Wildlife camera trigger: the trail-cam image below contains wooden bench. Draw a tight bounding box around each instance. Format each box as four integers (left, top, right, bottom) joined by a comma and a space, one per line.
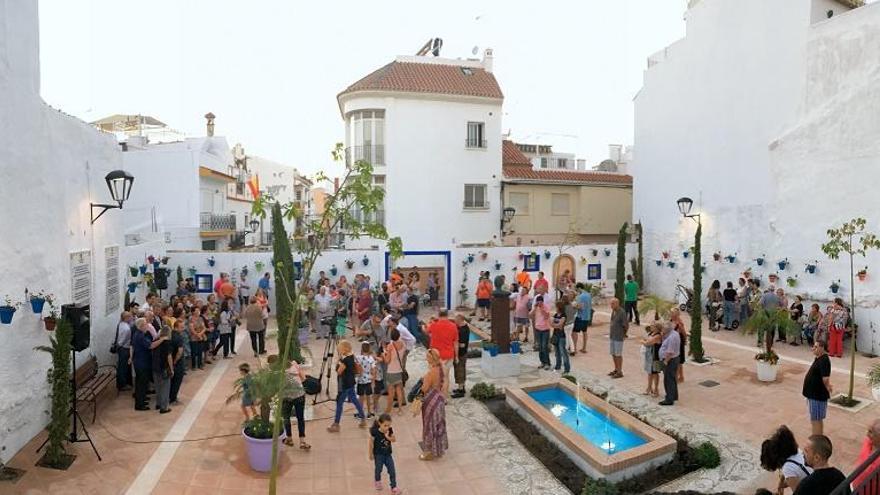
74, 356, 116, 424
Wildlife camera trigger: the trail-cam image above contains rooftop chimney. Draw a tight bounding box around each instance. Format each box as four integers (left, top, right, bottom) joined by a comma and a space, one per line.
482, 48, 494, 73
205, 112, 216, 137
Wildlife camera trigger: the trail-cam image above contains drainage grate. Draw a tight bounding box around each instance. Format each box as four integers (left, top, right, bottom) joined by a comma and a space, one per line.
699, 380, 720, 388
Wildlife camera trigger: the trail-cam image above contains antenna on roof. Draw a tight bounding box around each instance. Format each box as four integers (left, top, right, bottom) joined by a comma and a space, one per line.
416, 38, 443, 57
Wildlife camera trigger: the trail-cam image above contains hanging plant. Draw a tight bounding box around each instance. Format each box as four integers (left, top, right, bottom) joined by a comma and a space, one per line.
480, 252, 489, 261
701, 265, 707, 274
655, 260, 663, 266
579, 256, 588, 266
604, 248, 612, 257
127, 282, 138, 294
329, 264, 338, 276
28, 290, 51, 314
43, 298, 58, 331
713, 252, 722, 262
139, 264, 148, 275
786, 276, 798, 288
667, 261, 676, 268
543, 250, 551, 260
494, 261, 502, 271
152, 260, 161, 270
682, 251, 690, 258
661, 251, 670, 259
241, 265, 249, 277
777, 258, 788, 271
254, 260, 265, 272
345, 258, 355, 269
768, 273, 779, 284
207, 256, 216, 267
161, 256, 170, 265
0, 295, 21, 325
590, 248, 599, 257
187, 266, 198, 277
805, 262, 818, 274
128, 265, 139, 278
858, 267, 868, 281
467, 253, 475, 263
830, 280, 841, 293
725, 253, 737, 263
756, 255, 766, 266
362, 255, 370, 266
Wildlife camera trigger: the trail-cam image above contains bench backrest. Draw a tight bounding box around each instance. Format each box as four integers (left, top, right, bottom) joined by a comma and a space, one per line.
74, 356, 98, 385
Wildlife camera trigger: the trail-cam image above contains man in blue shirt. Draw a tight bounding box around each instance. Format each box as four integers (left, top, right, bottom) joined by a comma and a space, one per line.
131, 318, 154, 411
571, 283, 593, 354
658, 325, 681, 406
258, 272, 271, 296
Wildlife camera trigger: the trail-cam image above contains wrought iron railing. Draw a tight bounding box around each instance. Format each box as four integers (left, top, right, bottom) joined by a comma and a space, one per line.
465, 138, 487, 149
833, 447, 880, 494
200, 212, 236, 231
345, 145, 385, 166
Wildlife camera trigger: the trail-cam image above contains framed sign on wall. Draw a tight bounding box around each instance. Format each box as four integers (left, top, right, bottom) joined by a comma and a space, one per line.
587, 263, 602, 280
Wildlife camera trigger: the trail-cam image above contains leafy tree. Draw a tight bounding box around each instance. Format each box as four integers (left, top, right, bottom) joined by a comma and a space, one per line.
615, 222, 627, 302
690, 223, 704, 362
35, 318, 72, 467
821, 218, 880, 403
251, 143, 402, 494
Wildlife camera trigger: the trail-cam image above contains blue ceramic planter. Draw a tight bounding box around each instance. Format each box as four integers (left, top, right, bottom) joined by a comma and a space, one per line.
667, 261, 676, 268
487, 346, 499, 357
777, 261, 787, 270
510, 341, 521, 354
0, 306, 15, 325
362, 256, 369, 266
30, 298, 45, 314
756, 258, 765, 266
805, 265, 817, 274
128, 283, 138, 293
655, 260, 662, 266
139, 265, 147, 274
830, 285, 840, 294
153, 261, 161, 270
682, 252, 690, 258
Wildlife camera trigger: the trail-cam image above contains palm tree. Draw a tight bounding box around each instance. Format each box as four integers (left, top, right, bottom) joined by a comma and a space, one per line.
640, 295, 675, 322
742, 308, 798, 365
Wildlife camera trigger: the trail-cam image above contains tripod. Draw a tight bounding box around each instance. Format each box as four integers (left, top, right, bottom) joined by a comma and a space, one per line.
37, 349, 102, 461
311, 313, 341, 405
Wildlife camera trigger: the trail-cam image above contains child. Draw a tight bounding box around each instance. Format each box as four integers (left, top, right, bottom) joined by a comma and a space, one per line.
238, 363, 257, 419
328, 340, 367, 432
356, 341, 378, 419
641, 324, 662, 397
369, 413, 401, 494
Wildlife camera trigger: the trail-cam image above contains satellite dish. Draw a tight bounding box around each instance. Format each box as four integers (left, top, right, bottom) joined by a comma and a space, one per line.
472, 46, 479, 56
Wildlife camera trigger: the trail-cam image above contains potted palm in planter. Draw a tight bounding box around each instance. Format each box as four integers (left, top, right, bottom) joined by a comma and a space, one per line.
227, 362, 293, 472
0, 296, 20, 325
742, 308, 797, 382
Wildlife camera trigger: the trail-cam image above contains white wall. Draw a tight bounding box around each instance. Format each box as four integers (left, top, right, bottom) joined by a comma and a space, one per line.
342, 94, 503, 250
0, 0, 125, 460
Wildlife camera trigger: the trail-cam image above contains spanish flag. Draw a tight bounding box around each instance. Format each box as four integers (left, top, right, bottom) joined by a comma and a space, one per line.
247, 174, 260, 199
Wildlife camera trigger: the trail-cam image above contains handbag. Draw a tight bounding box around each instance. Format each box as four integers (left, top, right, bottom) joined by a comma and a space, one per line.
392, 343, 409, 385
652, 360, 664, 373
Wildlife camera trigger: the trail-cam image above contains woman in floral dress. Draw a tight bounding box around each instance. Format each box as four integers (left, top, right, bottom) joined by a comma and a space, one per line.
419, 349, 448, 460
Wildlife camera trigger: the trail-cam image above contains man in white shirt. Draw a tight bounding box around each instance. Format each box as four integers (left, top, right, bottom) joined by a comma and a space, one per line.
314, 286, 333, 339
391, 315, 416, 369
115, 311, 134, 391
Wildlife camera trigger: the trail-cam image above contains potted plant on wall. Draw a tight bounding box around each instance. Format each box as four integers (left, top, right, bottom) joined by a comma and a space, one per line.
329, 264, 338, 276
467, 253, 475, 263
28, 290, 48, 314
161, 256, 170, 265
362, 255, 370, 266
742, 308, 797, 382
777, 258, 788, 271
603, 248, 611, 257
756, 255, 766, 266
139, 263, 148, 275
830, 280, 841, 294
805, 261, 818, 274
725, 253, 737, 263
543, 250, 551, 260
713, 251, 722, 262
207, 256, 216, 267
44, 298, 58, 331
590, 248, 598, 257
786, 276, 798, 288
345, 258, 355, 269
0, 296, 20, 325
129, 265, 139, 278
494, 260, 502, 271
254, 261, 265, 273
35, 318, 74, 469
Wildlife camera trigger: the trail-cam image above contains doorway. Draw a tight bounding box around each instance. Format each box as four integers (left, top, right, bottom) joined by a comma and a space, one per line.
384, 251, 451, 310
553, 254, 576, 288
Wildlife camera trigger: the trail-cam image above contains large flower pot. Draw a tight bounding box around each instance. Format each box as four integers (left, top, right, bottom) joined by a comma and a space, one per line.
0, 306, 16, 325
873, 386, 880, 402
243, 430, 283, 472
30, 298, 46, 314
756, 361, 778, 382
510, 341, 521, 354
153, 261, 161, 270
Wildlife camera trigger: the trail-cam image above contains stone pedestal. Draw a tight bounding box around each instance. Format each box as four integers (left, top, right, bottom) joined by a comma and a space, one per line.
490, 293, 511, 353
480, 351, 520, 378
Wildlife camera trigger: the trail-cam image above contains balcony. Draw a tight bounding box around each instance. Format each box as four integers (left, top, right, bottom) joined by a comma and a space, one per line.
465, 138, 487, 149
200, 212, 236, 236
345, 145, 385, 166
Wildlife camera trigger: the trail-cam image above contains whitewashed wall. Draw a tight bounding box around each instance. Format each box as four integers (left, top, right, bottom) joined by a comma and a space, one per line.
0, 0, 125, 461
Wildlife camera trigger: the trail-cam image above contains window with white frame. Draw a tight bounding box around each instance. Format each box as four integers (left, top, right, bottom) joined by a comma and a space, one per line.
508, 192, 530, 215
540, 157, 548, 169
551, 193, 570, 216
464, 184, 488, 209
347, 110, 385, 165
466, 122, 486, 148
557, 158, 568, 169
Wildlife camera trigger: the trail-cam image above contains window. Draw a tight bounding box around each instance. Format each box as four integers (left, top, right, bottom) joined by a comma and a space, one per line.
347, 110, 385, 165
508, 192, 530, 215
557, 158, 568, 169
464, 184, 488, 209
540, 157, 548, 169
551, 193, 570, 216
466, 122, 486, 148
201, 240, 217, 251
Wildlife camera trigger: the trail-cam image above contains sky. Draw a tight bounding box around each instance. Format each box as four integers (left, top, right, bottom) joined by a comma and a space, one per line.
38, 0, 686, 179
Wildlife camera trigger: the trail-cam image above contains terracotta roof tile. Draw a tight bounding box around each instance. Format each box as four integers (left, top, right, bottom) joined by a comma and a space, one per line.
339, 61, 504, 100
502, 140, 532, 166
502, 164, 633, 186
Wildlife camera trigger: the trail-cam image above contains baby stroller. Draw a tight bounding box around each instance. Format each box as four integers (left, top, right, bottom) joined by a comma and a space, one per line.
676, 284, 694, 313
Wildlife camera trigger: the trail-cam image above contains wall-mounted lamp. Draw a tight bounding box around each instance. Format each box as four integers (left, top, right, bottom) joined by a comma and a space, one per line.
245, 218, 261, 234
91, 170, 134, 224
501, 206, 516, 232
676, 196, 700, 224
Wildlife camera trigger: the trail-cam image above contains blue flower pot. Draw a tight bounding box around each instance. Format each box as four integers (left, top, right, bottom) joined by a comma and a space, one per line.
0, 306, 15, 325
128, 283, 138, 293
778, 261, 787, 270
667, 262, 676, 268
544, 251, 551, 260
756, 258, 765, 266
655, 260, 662, 266
604, 249, 612, 256
362, 257, 369, 266
510, 341, 521, 354
806, 265, 816, 274
208, 258, 216, 267
488, 346, 499, 357
726, 256, 736, 263
153, 261, 161, 270
467, 255, 474, 263
139, 265, 147, 274
683, 252, 690, 258
830, 285, 840, 294
30, 298, 45, 314
330, 268, 338, 276
494, 263, 502, 271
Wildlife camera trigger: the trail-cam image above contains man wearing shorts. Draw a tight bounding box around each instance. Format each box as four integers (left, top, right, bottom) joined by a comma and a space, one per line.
426, 310, 458, 398
512, 286, 532, 343
802, 340, 832, 435
608, 298, 628, 378
572, 283, 592, 354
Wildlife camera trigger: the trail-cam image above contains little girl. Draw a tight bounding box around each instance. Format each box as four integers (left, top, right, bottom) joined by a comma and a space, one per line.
238, 363, 257, 419
356, 341, 378, 419
641, 324, 662, 397
369, 413, 401, 494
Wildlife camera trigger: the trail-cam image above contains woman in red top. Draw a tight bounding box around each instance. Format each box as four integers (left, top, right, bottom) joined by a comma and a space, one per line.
475, 273, 493, 321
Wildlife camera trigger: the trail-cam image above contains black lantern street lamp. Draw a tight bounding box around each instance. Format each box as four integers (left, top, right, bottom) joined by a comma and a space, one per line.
501, 206, 516, 230
676, 197, 694, 219
91, 170, 134, 224
246, 218, 261, 234
676, 195, 704, 362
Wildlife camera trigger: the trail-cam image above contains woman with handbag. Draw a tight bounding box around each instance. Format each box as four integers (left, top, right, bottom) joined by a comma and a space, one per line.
383, 329, 407, 416
641, 324, 662, 396
418, 349, 448, 461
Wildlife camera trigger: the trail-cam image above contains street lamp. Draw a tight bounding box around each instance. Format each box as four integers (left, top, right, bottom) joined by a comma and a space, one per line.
91, 170, 134, 224
246, 218, 260, 234
501, 206, 516, 231
676, 195, 704, 362
676, 197, 699, 222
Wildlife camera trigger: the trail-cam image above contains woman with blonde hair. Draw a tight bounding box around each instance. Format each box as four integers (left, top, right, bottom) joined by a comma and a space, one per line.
418, 348, 448, 460
327, 340, 367, 432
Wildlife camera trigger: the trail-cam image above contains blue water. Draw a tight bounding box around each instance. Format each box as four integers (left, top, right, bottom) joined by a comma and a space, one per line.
469, 331, 482, 342
527, 387, 647, 454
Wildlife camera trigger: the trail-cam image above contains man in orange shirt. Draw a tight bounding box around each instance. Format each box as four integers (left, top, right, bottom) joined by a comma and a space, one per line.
425, 310, 458, 398
516, 269, 532, 292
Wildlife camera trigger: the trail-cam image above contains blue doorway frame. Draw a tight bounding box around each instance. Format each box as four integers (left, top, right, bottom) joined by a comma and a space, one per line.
384, 250, 452, 310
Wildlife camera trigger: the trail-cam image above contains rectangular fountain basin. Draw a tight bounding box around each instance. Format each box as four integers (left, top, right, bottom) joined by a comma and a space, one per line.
506, 380, 676, 482
467, 326, 491, 349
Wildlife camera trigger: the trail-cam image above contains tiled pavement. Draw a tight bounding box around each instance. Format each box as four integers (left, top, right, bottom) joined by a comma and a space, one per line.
3, 306, 878, 494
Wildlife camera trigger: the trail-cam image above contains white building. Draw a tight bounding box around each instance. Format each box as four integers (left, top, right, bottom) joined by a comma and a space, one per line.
0, 0, 127, 460
633, 0, 880, 351
514, 142, 588, 171
337, 49, 504, 251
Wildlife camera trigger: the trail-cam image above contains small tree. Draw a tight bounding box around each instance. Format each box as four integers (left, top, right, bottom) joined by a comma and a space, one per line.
35, 318, 72, 467
251, 143, 402, 495
615, 222, 627, 302
690, 223, 705, 362
270, 202, 299, 363
635, 222, 644, 288
821, 218, 880, 403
